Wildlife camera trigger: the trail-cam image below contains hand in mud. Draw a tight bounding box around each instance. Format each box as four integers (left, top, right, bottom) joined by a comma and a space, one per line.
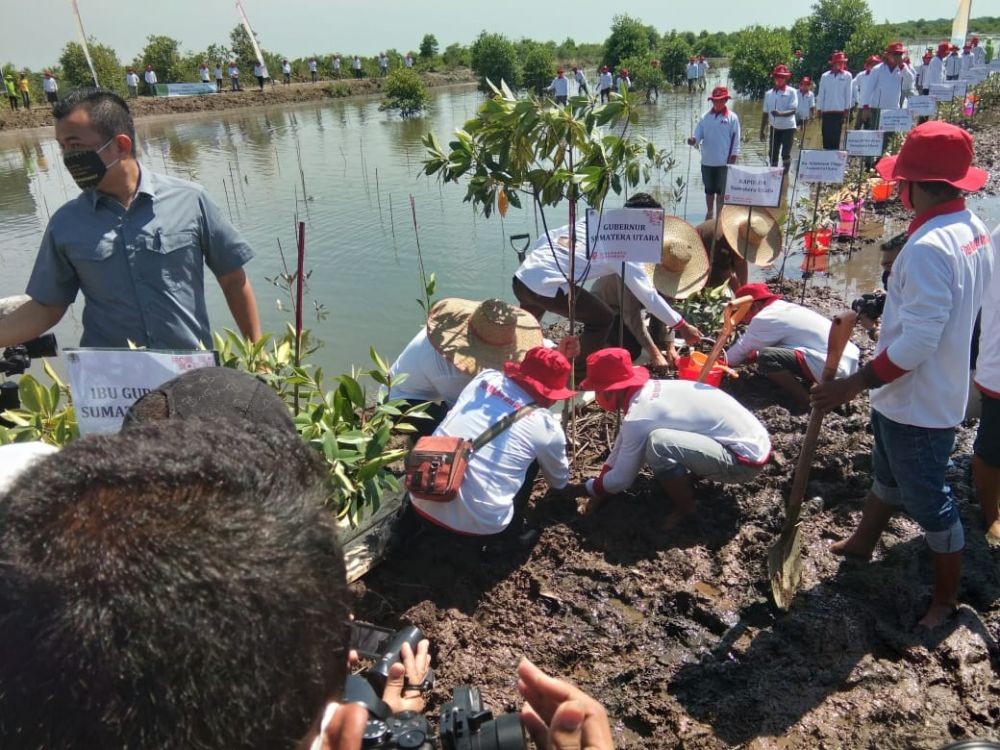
382, 639, 432, 714
648, 347, 668, 368
678, 322, 702, 345
810, 374, 865, 413
580, 495, 606, 517
305, 702, 367, 750
517, 658, 614, 750
556, 483, 589, 500
665, 344, 679, 366
557, 335, 581, 361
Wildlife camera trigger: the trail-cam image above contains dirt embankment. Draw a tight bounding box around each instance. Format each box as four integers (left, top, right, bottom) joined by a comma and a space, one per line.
0, 69, 476, 132
353, 120, 1000, 748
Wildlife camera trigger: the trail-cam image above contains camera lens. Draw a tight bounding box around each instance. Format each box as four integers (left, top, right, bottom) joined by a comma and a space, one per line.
469, 714, 527, 750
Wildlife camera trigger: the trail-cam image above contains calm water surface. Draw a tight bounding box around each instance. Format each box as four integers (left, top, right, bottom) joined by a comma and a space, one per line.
1, 77, 997, 376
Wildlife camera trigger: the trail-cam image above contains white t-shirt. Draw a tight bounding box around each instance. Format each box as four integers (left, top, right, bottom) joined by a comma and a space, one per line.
411, 370, 570, 535
43, 76, 58, 93
333, 57, 342, 70
871, 203, 994, 427
599, 71, 613, 89
763, 87, 798, 129
686, 63, 699, 80
126, 72, 139, 87
515, 223, 683, 329
309, 60, 318, 72
144, 70, 157, 84
549, 76, 569, 96
974, 224, 1000, 397
863, 62, 916, 109
796, 90, 816, 120
726, 299, 860, 381
692, 108, 741, 167
352, 57, 362, 70
199, 67, 211, 82
817, 69, 853, 112
282, 62, 291, 74
925, 56, 944, 87
585, 379, 771, 498
387, 327, 472, 405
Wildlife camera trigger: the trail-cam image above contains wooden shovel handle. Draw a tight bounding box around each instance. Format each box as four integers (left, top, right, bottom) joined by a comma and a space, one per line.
697, 295, 754, 383
785, 310, 858, 518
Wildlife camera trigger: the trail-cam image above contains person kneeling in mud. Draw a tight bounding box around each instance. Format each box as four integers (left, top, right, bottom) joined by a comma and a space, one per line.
561, 348, 771, 530
726, 282, 860, 413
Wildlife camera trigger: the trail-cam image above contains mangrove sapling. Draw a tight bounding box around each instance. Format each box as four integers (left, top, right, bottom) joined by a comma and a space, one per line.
380, 68, 430, 117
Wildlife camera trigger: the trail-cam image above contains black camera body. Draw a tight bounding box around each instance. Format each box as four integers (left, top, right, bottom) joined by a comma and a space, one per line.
851, 290, 886, 321
0, 334, 58, 378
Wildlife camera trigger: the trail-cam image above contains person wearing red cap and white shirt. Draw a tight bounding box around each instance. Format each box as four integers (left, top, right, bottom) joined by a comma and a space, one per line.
598, 65, 613, 102
513, 194, 702, 379
759, 64, 798, 174
687, 86, 741, 221
960, 44, 974, 72
697, 55, 709, 92
817, 51, 853, 149
614, 68, 631, 91
861, 42, 916, 125
915, 51, 933, 94
812, 121, 995, 630
572, 66, 588, 96
970, 36, 985, 66
852, 55, 878, 124
972, 222, 1000, 545
726, 283, 859, 412
796, 77, 816, 127
945, 45, 962, 80
143, 65, 157, 96
408, 347, 575, 539
925, 40, 949, 92
686, 56, 699, 94
547, 68, 570, 105
561, 348, 771, 530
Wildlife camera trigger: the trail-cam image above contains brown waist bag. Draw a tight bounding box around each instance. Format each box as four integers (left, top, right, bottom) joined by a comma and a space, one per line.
404, 404, 536, 502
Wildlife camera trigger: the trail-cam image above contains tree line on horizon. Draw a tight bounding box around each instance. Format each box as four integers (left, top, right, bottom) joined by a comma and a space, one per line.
2, 3, 998, 105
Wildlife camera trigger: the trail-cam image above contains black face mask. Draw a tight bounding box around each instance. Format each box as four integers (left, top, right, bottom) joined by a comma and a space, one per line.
63, 138, 117, 190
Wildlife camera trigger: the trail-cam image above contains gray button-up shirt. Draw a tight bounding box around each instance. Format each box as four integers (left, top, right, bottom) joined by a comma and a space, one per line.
27, 167, 254, 349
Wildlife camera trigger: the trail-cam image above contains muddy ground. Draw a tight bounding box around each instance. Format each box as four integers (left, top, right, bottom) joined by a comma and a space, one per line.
0, 69, 475, 132
354, 122, 1000, 748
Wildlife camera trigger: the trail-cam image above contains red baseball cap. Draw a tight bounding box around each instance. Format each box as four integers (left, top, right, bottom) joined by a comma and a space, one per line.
578, 348, 649, 393
937, 40, 951, 52
885, 41, 905, 55
504, 347, 577, 401
875, 121, 987, 191
829, 51, 848, 64
708, 85, 731, 101
771, 64, 791, 78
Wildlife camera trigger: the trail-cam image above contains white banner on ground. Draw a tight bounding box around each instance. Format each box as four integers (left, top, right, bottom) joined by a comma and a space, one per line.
153, 83, 217, 97
878, 110, 914, 133
991, 60, 1000, 71
906, 95, 936, 116
66, 348, 219, 434
929, 83, 955, 102
845, 130, 885, 156
798, 149, 848, 184
952, 81, 968, 98
585, 208, 665, 263
722, 165, 785, 208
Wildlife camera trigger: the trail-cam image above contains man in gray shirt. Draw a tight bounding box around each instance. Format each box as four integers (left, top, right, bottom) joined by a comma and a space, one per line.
0, 89, 260, 350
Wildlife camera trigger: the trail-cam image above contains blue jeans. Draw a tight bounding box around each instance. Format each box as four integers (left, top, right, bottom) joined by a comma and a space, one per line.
870, 409, 962, 550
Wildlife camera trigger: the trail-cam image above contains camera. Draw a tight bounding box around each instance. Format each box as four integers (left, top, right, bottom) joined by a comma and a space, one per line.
1, 335, 59, 423
851, 290, 886, 321
345, 675, 526, 750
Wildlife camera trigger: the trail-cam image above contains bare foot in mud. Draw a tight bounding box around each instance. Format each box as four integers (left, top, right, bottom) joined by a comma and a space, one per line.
830, 536, 874, 560
917, 602, 957, 631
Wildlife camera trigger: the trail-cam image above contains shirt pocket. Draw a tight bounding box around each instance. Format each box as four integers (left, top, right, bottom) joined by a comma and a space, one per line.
139, 229, 200, 292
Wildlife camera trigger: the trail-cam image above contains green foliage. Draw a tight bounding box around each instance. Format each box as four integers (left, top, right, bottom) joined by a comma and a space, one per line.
986, 39, 995, 64
802, 0, 875, 80
673, 282, 731, 332
0, 362, 78, 447
729, 26, 792, 98
58, 39, 126, 96
658, 37, 692, 85
442, 43, 470, 68
380, 68, 429, 117
696, 32, 731, 59
620, 55, 663, 95
602, 14, 652, 71
470, 32, 521, 92
419, 34, 439, 60
843, 23, 892, 78
136, 35, 183, 83
423, 80, 656, 222
521, 42, 556, 96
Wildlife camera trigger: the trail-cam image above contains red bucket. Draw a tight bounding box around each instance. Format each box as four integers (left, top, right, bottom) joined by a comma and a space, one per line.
676, 351, 725, 387
803, 227, 832, 255
871, 180, 895, 203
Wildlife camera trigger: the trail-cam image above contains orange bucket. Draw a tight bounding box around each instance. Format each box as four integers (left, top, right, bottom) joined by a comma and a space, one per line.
803, 227, 832, 255
871, 180, 895, 203
676, 351, 725, 387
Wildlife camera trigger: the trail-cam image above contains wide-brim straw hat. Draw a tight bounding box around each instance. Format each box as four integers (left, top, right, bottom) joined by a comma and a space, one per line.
426, 297, 543, 376
719, 205, 783, 266
644, 217, 709, 299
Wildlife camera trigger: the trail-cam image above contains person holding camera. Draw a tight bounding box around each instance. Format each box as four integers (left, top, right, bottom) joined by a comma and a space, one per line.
811, 122, 994, 630
725, 282, 860, 413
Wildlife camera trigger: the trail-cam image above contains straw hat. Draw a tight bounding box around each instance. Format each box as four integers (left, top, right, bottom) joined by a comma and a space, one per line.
644, 217, 709, 299
426, 298, 543, 376
719, 205, 783, 266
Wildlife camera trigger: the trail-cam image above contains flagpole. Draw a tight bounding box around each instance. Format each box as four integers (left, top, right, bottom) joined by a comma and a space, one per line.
68, 0, 99, 87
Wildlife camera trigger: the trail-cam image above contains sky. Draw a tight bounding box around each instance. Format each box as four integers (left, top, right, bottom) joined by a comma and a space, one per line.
3, 0, 974, 70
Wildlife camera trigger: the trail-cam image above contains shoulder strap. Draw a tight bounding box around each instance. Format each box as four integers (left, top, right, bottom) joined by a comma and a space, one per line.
470, 404, 537, 452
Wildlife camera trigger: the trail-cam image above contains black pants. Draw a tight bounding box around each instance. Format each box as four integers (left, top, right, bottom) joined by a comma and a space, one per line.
311, 71, 317, 82
599, 87, 610, 103
45, 91, 58, 103
283, 73, 290, 84
821, 111, 844, 149
354, 69, 362, 79
769, 128, 795, 169
21, 92, 30, 109
257, 76, 265, 90
7, 94, 17, 111
554, 95, 567, 105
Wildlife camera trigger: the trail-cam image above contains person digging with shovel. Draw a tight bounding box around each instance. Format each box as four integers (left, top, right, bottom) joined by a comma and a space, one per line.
810, 121, 995, 630
560, 348, 771, 531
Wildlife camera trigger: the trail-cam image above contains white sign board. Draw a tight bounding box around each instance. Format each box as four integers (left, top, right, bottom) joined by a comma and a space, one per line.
585, 208, 665, 263
952, 81, 968, 98
878, 109, 914, 133
991, 60, 1000, 71
845, 130, 885, 157
66, 348, 219, 434
905, 95, 936, 116
929, 83, 955, 102
798, 149, 849, 184
722, 165, 785, 208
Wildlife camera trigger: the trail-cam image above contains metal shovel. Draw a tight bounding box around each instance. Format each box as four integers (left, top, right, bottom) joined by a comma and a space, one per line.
509, 233, 531, 264
768, 310, 858, 609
